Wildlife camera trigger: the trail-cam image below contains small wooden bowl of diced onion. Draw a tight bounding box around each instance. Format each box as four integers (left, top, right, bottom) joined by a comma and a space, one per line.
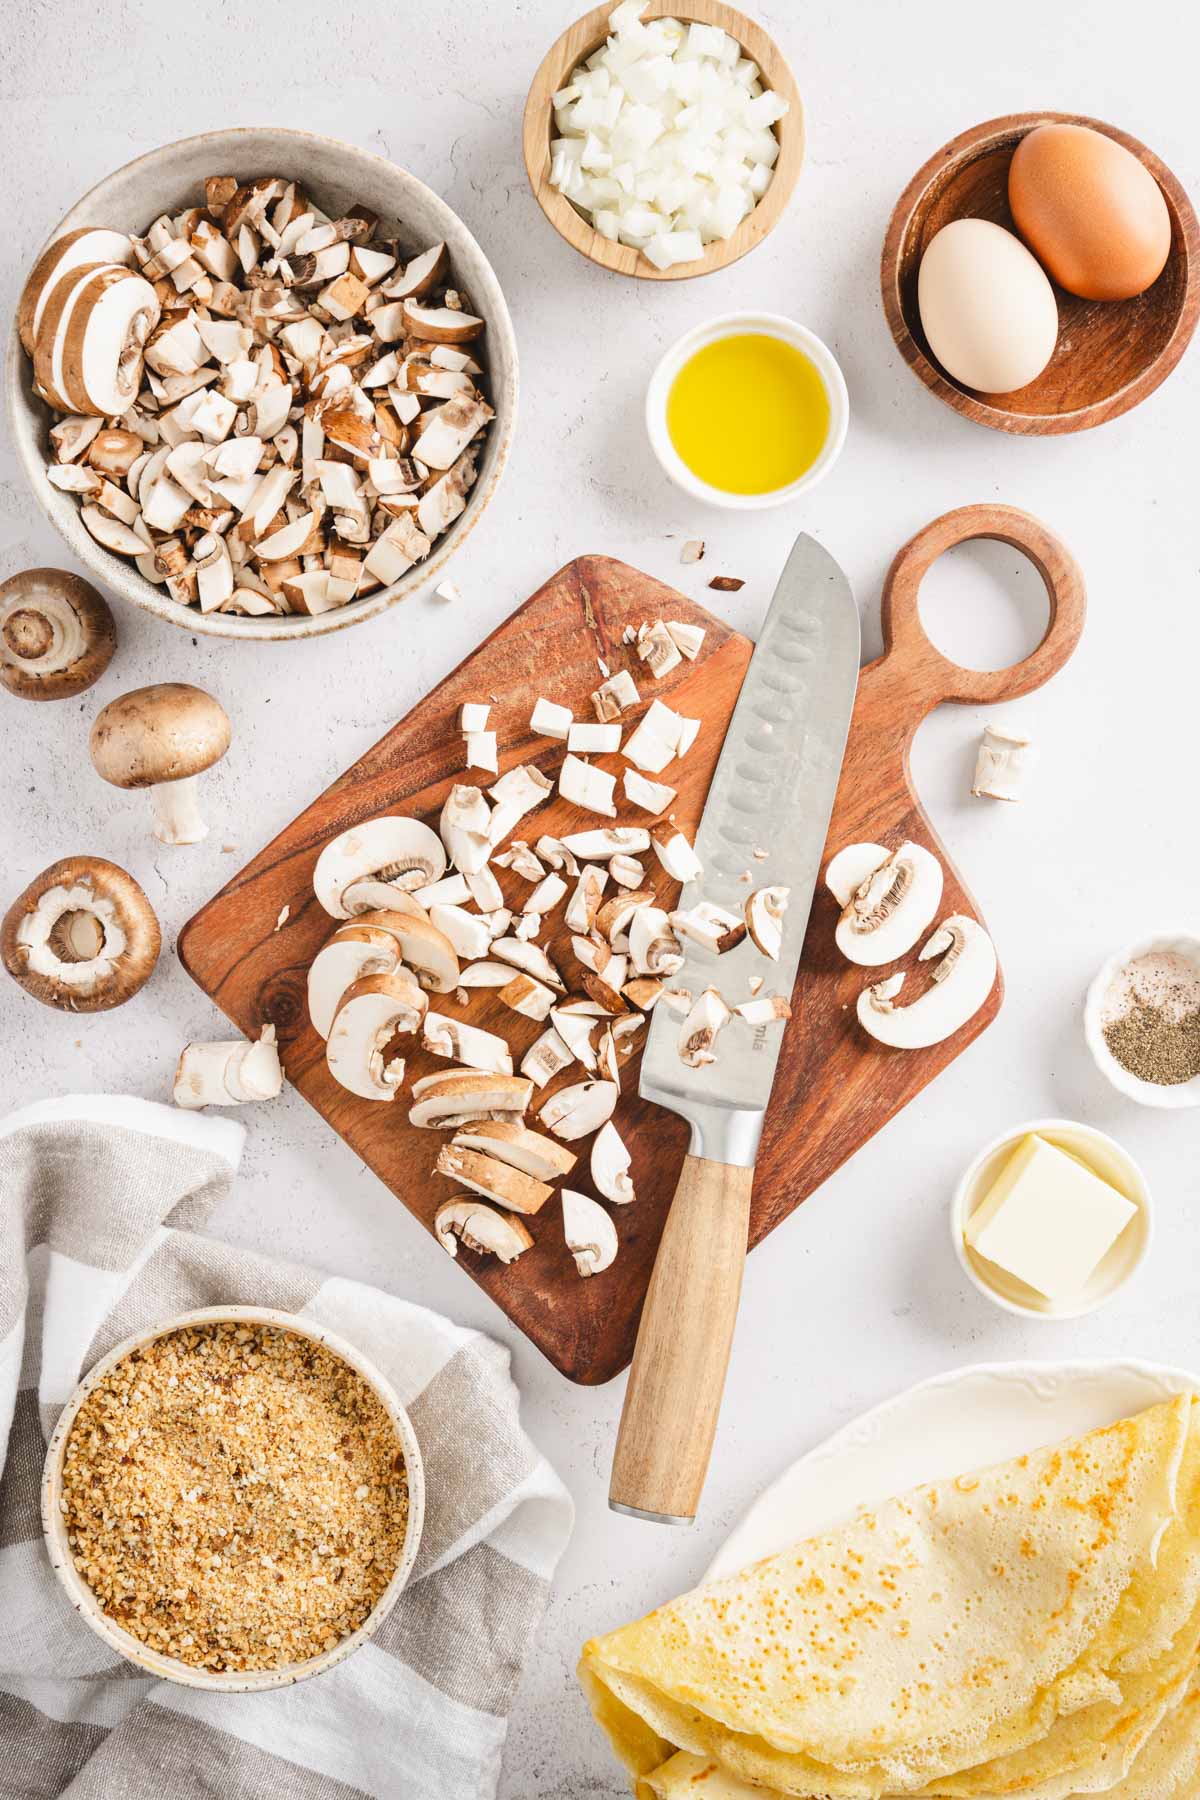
522, 0, 803, 279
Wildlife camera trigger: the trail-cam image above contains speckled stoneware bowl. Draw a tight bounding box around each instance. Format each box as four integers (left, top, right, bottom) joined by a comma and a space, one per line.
1084, 931, 1200, 1109
7, 128, 517, 641
42, 1305, 425, 1692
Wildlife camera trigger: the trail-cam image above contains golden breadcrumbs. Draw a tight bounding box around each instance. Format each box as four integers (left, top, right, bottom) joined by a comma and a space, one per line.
60, 1321, 409, 1672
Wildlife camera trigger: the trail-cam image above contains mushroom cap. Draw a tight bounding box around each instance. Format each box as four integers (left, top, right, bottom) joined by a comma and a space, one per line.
1, 855, 160, 1011
0, 568, 116, 701
89, 683, 231, 789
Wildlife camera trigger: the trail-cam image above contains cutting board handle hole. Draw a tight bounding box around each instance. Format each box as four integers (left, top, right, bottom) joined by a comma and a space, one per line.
917, 539, 1049, 673
879, 505, 1086, 709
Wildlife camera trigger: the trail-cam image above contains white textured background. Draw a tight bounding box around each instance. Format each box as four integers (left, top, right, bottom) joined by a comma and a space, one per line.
2, 4, 1199, 1795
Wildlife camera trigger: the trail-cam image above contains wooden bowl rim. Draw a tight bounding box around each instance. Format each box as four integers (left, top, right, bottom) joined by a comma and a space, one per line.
521, 0, 804, 281
881, 111, 1200, 435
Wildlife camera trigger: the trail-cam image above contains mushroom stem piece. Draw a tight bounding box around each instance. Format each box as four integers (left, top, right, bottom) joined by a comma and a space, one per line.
89, 683, 231, 846
173, 1025, 283, 1109
2, 856, 160, 1011
0, 568, 116, 700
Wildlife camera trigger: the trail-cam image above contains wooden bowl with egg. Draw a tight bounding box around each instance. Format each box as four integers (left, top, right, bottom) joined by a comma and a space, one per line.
882, 112, 1200, 434
522, 0, 803, 280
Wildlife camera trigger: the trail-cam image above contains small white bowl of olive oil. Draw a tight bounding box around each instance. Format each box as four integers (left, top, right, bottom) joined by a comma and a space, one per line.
645, 312, 849, 509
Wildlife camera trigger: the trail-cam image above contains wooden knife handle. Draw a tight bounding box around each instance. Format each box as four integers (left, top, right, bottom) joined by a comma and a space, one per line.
609, 1154, 753, 1523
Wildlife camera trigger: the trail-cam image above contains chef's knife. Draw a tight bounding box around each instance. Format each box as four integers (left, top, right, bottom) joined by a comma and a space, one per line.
610, 535, 861, 1523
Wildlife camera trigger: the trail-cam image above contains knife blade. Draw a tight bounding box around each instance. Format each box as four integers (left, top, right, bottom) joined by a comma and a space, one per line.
610, 535, 860, 1523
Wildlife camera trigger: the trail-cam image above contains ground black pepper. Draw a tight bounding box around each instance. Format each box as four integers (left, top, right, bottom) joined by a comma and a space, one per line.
1104, 1002, 1200, 1086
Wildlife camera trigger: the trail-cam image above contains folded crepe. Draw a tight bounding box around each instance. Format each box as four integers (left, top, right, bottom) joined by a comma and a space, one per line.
580, 1397, 1200, 1800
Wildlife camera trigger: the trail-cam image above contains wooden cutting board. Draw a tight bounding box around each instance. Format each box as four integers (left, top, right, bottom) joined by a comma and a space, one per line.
179, 505, 1084, 1384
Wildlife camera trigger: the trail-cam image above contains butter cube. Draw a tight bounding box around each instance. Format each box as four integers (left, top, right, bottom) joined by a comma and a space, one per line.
965, 1134, 1137, 1301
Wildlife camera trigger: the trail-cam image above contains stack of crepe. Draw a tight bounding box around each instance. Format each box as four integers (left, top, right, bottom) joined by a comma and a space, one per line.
580, 1396, 1200, 1800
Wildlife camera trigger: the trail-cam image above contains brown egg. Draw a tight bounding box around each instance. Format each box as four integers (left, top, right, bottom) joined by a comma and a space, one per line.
1009, 123, 1171, 301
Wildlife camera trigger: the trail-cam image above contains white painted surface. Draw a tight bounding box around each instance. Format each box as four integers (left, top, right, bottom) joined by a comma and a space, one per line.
1, 4, 1198, 1794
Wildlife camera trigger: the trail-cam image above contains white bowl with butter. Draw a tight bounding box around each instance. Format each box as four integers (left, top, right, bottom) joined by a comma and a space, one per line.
952, 1120, 1152, 1320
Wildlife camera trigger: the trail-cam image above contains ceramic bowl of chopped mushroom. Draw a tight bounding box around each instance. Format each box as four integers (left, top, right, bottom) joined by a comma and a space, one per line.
7, 128, 517, 639
41, 1308, 424, 1689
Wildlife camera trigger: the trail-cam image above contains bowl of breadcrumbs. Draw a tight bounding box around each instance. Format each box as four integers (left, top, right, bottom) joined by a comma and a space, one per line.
41, 1307, 424, 1690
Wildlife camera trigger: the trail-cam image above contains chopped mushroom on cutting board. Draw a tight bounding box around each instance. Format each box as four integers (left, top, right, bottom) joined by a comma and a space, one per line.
178, 543, 1035, 1384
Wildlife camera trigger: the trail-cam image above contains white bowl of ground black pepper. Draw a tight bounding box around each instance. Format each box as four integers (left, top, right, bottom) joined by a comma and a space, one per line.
41, 1307, 424, 1691
1085, 932, 1200, 1108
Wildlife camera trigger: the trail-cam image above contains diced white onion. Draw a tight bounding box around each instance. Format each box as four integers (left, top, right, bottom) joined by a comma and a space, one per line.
550, 0, 788, 267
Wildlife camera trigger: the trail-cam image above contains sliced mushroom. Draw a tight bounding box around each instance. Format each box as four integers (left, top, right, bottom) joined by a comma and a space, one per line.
564, 866, 607, 934
429, 902, 492, 962
0, 568, 115, 700
18, 228, 135, 355
650, 822, 703, 884
435, 1198, 532, 1263
451, 1120, 576, 1180
529, 697, 572, 739
735, 994, 792, 1025
628, 905, 685, 978
835, 842, 943, 967
2, 856, 160, 1012
608, 853, 644, 890
440, 783, 494, 875
623, 976, 664, 1011
670, 901, 746, 954
457, 960, 519, 989
89, 684, 231, 845
591, 1120, 635, 1204
34, 262, 159, 415
857, 916, 997, 1050
557, 755, 617, 817
488, 763, 554, 844
413, 872, 471, 908
313, 816, 447, 917
464, 865, 504, 911
498, 972, 556, 1022
677, 987, 733, 1067
422, 1012, 512, 1073
435, 1144, 552, 1216
538, 1079, 618, 1141
521, 1027, 575, 1087
592, 668, 640, 721
825, 841, 890, 908
174, 1025, 283, 1109
745, 886, 789, 960
326, 969, 426, 1099
623, 769, 676, 815
971, 725, 1036, 802
664, 620, 705, 660
636, 619, 683, 680
400, 298, 485, 343
562, 1189, 619, 1276
306, 923, 399, 1038
491, 937, 563, 990
596, 889, 652, 949
550, 1007, 599, 1073
408, 1070, 532, 1128
561, 827, 650, 859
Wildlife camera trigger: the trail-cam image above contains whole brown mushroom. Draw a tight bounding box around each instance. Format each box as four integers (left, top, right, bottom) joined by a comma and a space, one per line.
2, 856, 160, 1011
0, 568, 116, 701
90, 683, 231, 845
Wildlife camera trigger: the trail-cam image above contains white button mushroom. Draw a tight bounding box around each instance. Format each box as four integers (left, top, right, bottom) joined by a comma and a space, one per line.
2, 855, 160, 1011
89, 683, 231, 846
0, 568, 116, 701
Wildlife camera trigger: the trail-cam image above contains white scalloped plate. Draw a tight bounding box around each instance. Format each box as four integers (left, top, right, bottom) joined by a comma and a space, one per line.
706, 1358, 1200, 1583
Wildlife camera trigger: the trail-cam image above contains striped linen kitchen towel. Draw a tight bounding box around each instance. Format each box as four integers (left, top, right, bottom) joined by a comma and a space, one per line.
0, 1093, 573, 1800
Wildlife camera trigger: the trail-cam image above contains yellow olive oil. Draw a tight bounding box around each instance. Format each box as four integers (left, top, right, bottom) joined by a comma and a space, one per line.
666, 333, 831, 495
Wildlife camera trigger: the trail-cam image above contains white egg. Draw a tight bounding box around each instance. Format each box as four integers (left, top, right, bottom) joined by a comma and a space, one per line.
917, 218, 1059, 394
